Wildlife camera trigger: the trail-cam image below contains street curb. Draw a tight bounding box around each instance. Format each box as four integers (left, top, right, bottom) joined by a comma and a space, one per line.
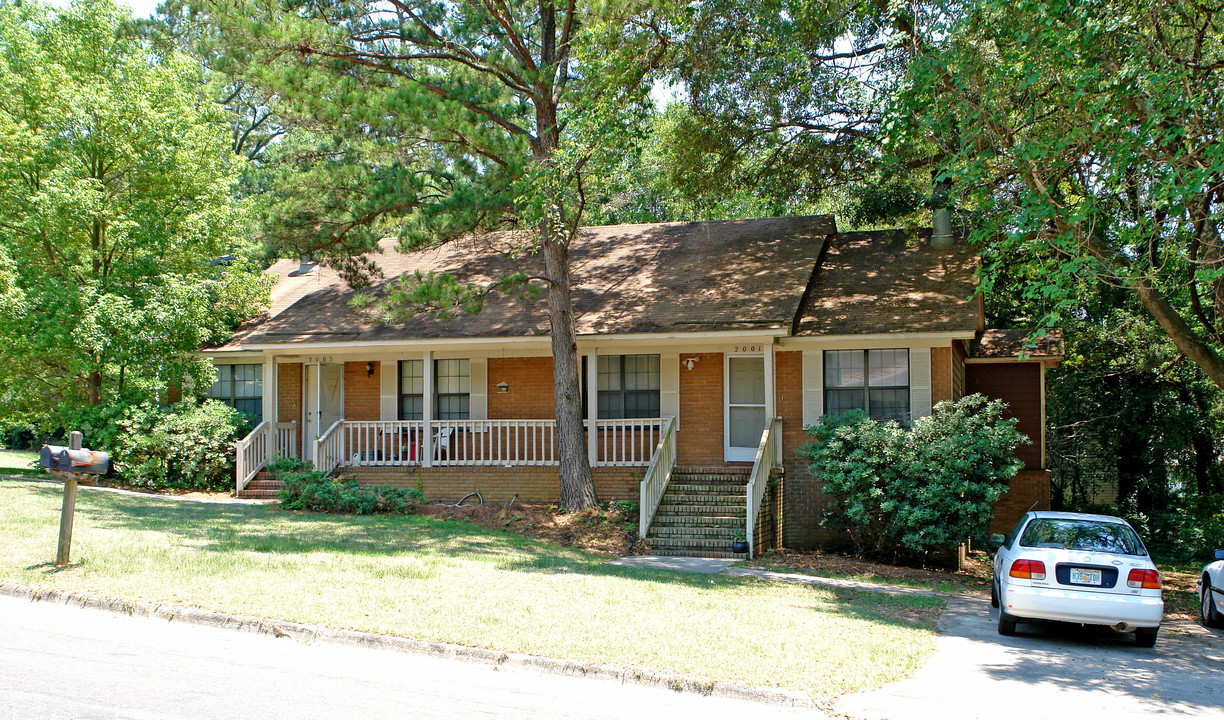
0, 580, 818, 710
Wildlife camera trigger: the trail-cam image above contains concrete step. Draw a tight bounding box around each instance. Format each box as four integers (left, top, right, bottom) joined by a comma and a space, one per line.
647, 526, 740, 539
646, 549, 748, 559
666, 483, 746, 495
658, 493, 746, 507
245, 479, 284, 491
237, 489, 280, 500
646, 536, 746, 551
656, 503, 746, 516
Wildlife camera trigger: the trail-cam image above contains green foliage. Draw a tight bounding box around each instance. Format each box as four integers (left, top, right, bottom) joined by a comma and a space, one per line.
108, 400, 244, 490
888, 0, 1224, 390
277, 465, 425, 516
799, 395, 1027, 559
0, 0, 270, 425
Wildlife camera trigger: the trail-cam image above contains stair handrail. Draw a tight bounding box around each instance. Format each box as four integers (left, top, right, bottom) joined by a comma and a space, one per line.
638, 415, 677, 540
313, 418, 345, 476
235, 420, 271, 495
746, 417, 781, 559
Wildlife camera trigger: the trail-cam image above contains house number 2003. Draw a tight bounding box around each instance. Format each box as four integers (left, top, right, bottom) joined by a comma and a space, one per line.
733, 345, 762, 353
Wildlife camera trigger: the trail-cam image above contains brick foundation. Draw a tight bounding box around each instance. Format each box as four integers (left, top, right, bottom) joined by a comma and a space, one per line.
340, 465, 643, 506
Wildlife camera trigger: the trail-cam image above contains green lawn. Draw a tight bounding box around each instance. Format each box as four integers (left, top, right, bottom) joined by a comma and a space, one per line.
0, 479, 942, 698
0, 449, 43, 477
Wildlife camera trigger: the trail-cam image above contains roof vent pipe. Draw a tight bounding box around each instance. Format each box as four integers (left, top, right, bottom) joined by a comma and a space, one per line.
297, 256, 316, 275
930, 174, 955, 248
931, 208, 954, 248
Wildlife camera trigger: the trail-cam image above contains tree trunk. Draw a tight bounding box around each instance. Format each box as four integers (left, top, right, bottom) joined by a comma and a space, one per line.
543, 237, 597, 511
1130, 276, 1224, 391
86, 370, 102, 406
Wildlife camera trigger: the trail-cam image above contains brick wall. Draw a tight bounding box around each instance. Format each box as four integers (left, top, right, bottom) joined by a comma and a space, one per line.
776, 350, 821, 547
991, 469, 1052, 532
966, 362, 1044, 469
277, 363, 303, 457
488, 357, 555, 418
677, 352, 726, 466
931, 346, 953, 405
343, 361, 381, 421
343, 465, 642, 505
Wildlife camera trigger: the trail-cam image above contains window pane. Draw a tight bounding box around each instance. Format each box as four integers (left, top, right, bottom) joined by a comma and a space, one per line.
434, 359, 470, 394
400, 360, 423, 394
623, 390, 659, 418
598, 391, 622, 419
824, 351, 864, 389
728, 357, 765, 405
868, 388, 910, 423
436, 394, 469, 420
400, 394, 423, 421
868, 349, 909, 388
233, 398, 262, 423
825, 388, 865, 417
206, 365, 228, 399
598, 355, 621, 391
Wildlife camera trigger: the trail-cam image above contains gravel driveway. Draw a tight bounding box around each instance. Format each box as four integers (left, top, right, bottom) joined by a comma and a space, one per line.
837, 595, 1224, 719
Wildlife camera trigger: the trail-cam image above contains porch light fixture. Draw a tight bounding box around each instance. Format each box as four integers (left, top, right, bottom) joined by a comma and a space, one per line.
496, 381, 509, 393
365, 361, 374, 377
683, 358, 699, 371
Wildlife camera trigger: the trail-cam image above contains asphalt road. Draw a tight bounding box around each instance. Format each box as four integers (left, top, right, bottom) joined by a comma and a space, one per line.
837, 594, 1224, 719
0, 595, 817, 720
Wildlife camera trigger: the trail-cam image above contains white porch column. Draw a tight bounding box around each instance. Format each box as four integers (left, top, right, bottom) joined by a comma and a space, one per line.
422, 351, 434, 467
263, 355, 276, 425
586, 351, 599, 467
764, 342, 779, 459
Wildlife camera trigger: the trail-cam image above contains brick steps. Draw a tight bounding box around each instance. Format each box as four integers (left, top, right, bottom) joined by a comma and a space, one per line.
644, 467, 748, 559
238, 473, 284, 500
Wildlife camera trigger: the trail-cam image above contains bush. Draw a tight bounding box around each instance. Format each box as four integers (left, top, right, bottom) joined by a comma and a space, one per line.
109, 400, 244, 490
276, 462, 424, 515
799, 394, 1027, 560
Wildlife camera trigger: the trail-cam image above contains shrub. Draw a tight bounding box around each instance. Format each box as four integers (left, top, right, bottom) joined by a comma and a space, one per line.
799, 394, 1027, 560
276, 463, 424, 515
109, 400, 244, 490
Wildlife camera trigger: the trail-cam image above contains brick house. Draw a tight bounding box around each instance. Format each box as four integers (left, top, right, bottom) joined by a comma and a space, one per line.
207, 216, 1062, 557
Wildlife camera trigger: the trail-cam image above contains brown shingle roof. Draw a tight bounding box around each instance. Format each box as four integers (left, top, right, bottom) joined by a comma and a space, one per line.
794, 230, 981, 336
218, 216, 835, 348
970, 328, 1065, 359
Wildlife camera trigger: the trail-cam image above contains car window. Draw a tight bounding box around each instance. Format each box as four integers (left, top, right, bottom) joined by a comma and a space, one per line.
1006, 516, 1027, 549
1018, 518, 1148, 556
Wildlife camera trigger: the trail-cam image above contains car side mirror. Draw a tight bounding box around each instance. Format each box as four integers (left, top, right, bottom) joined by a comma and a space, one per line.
1215, 549, 1224, 561
989, 533, 1006, 548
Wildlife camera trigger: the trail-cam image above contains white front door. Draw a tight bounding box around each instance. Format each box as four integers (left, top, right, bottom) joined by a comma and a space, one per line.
304, 363, 344, 463
725, 356, 766, 462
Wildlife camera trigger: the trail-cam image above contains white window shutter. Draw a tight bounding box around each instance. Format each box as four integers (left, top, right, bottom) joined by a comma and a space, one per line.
379, 361, 398, 420
801, 351, 823, 428
469, 357, 488, 420
910, 348, 932, 420
660, 352, 679, 427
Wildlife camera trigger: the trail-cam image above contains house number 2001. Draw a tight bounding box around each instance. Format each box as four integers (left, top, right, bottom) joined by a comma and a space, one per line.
733, 345, 762, 353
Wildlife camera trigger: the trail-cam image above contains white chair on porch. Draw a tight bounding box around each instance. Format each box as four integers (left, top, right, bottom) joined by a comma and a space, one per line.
433, 426, 454, 461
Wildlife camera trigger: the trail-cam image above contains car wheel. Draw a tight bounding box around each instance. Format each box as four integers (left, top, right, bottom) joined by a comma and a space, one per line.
997, 608, 1017, 636
1134, 626, 1159, 648
990, 578, 999, 608
1203, 579, 1224, 629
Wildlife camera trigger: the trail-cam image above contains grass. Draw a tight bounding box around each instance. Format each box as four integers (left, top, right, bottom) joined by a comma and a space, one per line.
0, 479, 942, 698
0, 449, 44, 477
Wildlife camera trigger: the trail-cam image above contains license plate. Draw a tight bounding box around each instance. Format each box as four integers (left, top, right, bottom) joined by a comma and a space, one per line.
1070, 568, 1102, 585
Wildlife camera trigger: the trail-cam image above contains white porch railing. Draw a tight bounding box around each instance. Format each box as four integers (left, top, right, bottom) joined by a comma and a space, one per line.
235, 421, 271, 494
594, 418, 663, 466
275, 422, 298, 459
638, 416, 678, 539
314, 419, 345, 476
746, 417, 781, 560
322, 418, 666, 470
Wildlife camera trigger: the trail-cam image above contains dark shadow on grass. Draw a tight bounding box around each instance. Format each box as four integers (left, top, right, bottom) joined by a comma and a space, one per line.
26, 561, 84, 574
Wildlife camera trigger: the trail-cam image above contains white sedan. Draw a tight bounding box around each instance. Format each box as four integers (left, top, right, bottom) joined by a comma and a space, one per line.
1200, 549, 1224, 628
991, 511, 1163, 647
